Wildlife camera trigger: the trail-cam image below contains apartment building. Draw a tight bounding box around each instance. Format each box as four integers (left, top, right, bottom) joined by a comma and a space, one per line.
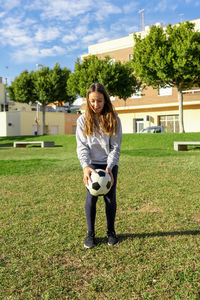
82, 19, 200, 133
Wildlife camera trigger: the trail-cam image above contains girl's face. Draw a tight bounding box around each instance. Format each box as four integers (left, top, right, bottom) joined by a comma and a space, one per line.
88, 91, 105, 115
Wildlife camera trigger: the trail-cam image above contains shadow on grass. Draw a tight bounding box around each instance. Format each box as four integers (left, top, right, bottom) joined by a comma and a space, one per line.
95, 230, 200, 245
0, 143, 13, 148
0, 143, 62, 148
0, 136, 37, 148
121, 148, 200, 157
121, 149, 175, 157
21, 145, 62, 148
0, 136, 33, 142
119, 230, 200, 240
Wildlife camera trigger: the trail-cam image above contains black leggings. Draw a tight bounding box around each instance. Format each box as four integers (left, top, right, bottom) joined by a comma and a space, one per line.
85, 164, 118, 233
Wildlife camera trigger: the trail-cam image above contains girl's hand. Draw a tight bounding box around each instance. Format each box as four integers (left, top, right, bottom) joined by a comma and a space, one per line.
106, 167, 114, 186
83, 166, 96, 186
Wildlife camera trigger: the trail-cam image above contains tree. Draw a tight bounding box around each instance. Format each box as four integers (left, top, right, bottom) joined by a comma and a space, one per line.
132, 21, 200, 133
50, 63, 73, 104
7, 70, 35, 103
7, 64, 72, 135
67, 55, 139, 100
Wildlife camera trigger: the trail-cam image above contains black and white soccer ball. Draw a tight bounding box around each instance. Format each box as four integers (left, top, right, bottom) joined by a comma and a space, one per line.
86, 169, 112, 196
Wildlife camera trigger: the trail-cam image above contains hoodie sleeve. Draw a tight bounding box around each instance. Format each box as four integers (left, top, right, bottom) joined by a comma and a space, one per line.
76, 115, 90, 169
107, 116, 122, 170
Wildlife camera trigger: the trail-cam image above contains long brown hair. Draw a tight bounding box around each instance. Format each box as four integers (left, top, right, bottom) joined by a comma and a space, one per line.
84, 83, 117, 136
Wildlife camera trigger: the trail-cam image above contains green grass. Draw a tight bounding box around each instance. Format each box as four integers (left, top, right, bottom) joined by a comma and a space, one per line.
0, 133, 200, 299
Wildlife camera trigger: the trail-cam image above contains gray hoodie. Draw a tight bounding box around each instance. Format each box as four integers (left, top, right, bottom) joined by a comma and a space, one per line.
76, 113, 122, 170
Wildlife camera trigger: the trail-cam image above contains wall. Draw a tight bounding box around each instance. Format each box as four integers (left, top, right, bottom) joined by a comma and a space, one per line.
118, 113, 135, 133
0, 112, 20, 136
20, 111, 65, 135
65, 113, 79, 134
44, 112, 65, 135
0, 84, 5, 104
0, 112, 7, 136
0, 111, 78, 136
118, 107, 200, 133
184, 109, 200, 132
96, 47, 133, 64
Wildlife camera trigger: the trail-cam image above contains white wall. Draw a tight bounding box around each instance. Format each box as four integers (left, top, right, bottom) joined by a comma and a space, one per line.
0, 112, 20, 136
184, 109, 200, 132
119, 113, 134, 133
0, 113, 7, 136
118, 108, 200, 133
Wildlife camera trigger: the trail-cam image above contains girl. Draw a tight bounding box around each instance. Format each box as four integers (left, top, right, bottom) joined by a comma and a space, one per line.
76, 83, 122, 248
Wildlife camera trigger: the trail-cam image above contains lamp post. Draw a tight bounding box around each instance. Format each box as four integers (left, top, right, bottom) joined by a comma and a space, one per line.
138, 9, 145, 31
35, 64, 44, 135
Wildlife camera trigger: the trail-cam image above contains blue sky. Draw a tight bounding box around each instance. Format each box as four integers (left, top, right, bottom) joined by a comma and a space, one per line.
0, 0, 200, 84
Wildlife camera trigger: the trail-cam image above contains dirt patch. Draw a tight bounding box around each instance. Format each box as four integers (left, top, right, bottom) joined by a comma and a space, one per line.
138, 204, 163, 214
191, 214, 200, 225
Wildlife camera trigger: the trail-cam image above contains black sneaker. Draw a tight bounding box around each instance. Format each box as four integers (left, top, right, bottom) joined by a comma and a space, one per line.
84, 231, 96, 249
107, 231, 119, 246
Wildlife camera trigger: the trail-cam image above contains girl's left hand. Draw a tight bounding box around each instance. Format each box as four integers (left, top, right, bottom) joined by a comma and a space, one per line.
106, 167, 114, 186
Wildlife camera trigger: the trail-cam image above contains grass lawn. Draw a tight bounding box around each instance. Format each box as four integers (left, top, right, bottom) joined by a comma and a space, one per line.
0, 133, 200, 299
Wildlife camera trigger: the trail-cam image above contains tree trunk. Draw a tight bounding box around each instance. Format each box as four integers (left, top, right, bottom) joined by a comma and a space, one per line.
42, 104, 46, 135
177, 88, 185, 133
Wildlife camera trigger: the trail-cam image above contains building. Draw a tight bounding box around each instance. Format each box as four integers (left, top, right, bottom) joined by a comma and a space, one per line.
0, 110, 79, 136
0, 78, 80, 136
0, 77, 14, 112
81, 18, 200, 133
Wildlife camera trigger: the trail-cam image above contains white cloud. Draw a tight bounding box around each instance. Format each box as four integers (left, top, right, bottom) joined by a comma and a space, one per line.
0, 17, 32, 46
39, 0, 93, 21
26, 0, 122, 22
13, 45, 66, 62
35, 27, 61, 42
82, 28, 108, 44
123, 1, 139, 14
94, 1, 122, 21
23, 18, 37, 27
154, 0, 178, 12
67, 44, 81, 52
74, 24, 89, 36
62, 34, 78, 43
0, 12, 6, 18
110, 17, 138, 36
40, 45, 65, 56
0, 0, 21, 11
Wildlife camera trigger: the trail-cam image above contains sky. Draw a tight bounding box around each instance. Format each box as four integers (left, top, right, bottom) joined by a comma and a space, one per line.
0, 0, 200, 84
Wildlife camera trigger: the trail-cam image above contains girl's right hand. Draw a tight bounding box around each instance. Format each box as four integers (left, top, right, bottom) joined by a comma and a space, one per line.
83, 167, 96, 186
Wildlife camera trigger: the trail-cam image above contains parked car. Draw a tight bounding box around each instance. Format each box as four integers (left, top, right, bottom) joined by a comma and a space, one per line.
140, 126, 164, 133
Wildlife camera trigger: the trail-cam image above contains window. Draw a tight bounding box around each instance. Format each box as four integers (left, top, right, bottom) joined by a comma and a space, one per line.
159, 115, 179, 132
158, 85, 172, 96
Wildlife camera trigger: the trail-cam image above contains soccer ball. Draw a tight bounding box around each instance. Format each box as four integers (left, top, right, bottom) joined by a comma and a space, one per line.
86, 169, 112, 196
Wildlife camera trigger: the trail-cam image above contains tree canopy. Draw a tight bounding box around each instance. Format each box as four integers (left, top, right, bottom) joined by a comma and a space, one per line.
7, 70, 35, 103
132, 21, 200, 132
67, 55, 139, 100
7, 63, 72, 135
